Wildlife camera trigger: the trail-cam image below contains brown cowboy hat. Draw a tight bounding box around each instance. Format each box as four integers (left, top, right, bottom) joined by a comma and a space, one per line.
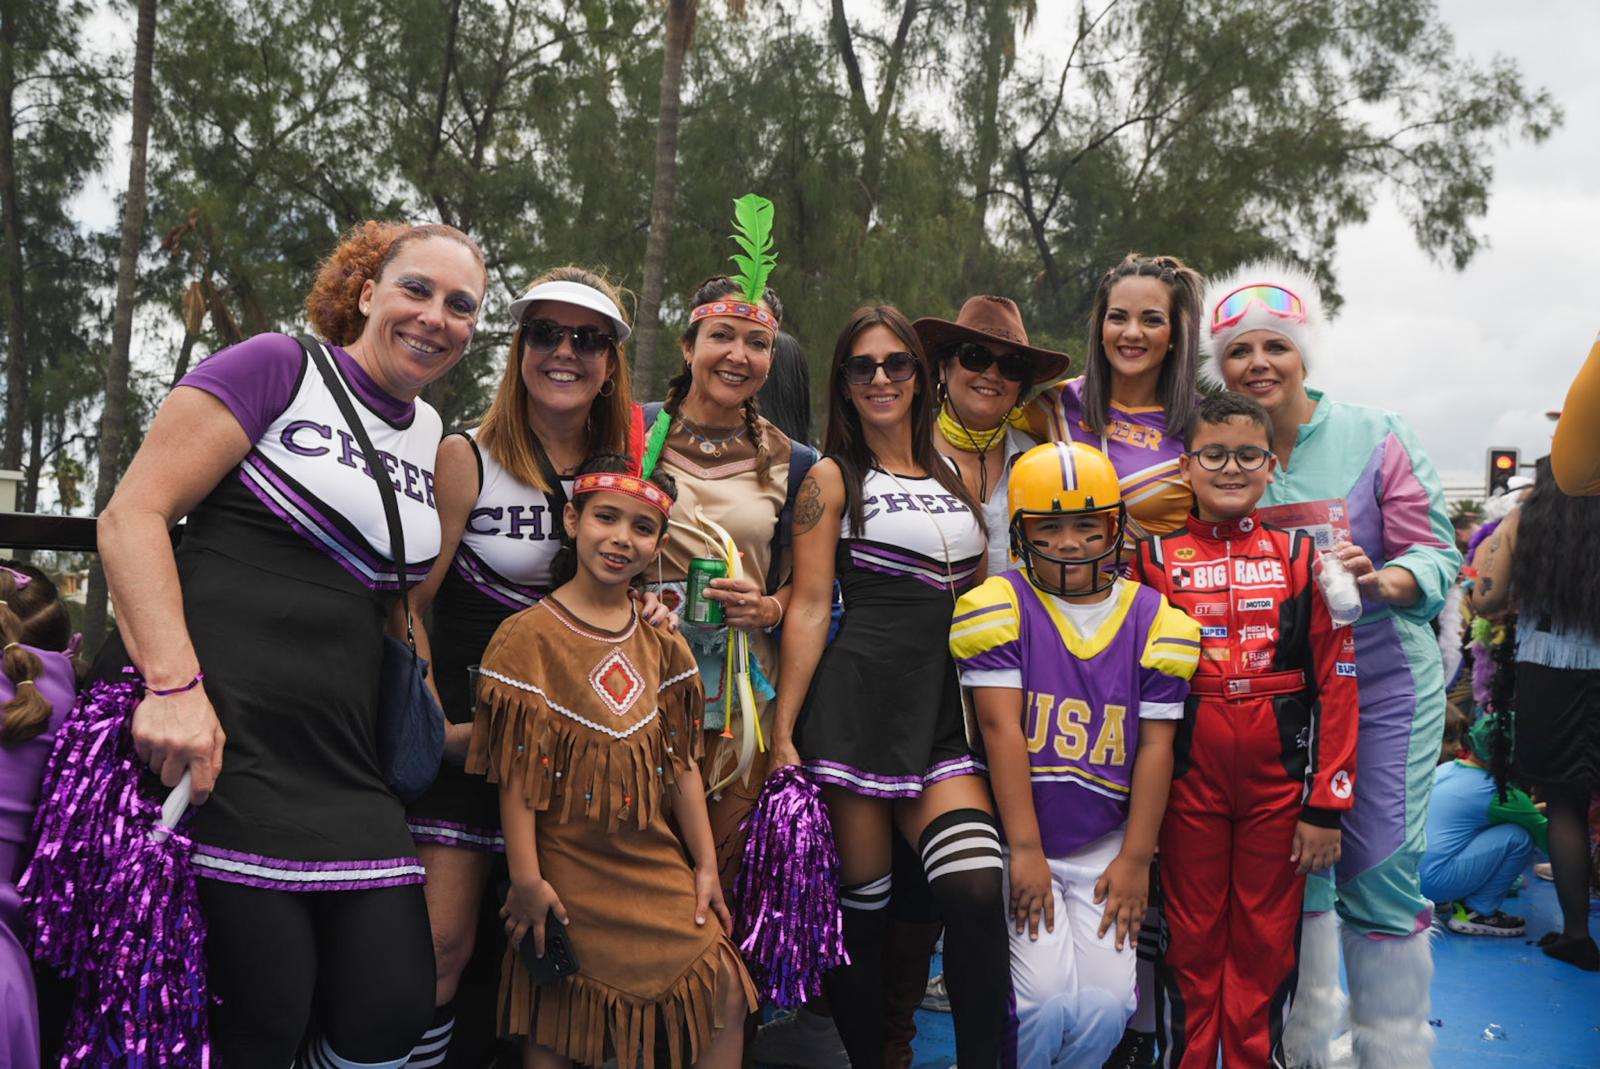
912, 295, 1071, 389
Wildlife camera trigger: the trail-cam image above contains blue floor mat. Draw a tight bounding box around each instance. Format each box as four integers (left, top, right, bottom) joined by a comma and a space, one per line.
758, 865, 1600, 1067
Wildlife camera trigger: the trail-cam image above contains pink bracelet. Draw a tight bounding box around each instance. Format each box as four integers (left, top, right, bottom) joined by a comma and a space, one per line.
147, 671, 205, 696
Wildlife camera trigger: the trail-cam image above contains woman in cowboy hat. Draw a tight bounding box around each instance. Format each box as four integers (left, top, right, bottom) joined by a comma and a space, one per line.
915, 295, 1072, 577
1025, 254, 1205, 542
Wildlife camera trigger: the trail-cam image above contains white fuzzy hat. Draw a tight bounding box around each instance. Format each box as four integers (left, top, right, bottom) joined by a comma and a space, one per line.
1200, 259, 1326, 383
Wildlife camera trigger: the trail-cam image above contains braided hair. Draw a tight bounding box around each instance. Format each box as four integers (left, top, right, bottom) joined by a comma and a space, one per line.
1, 561, 74, 746
1083, 253, 1204, 436
669, 276, 785, 485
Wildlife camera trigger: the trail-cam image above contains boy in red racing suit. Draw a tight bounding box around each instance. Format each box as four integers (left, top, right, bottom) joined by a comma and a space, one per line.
1130, 393, 1358, 1069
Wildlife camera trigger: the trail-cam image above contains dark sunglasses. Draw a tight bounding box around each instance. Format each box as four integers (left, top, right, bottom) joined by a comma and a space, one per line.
843, 351, 917, 386
1187, 445, 1271, 471
950, 342, 1030, 383
522, 318, 615, 359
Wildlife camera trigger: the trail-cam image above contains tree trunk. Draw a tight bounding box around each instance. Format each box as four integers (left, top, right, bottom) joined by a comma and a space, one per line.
0, 1, 27, 471
632, 0, 696, 397
84, 0, 158, 649
964, 0, 1011, 286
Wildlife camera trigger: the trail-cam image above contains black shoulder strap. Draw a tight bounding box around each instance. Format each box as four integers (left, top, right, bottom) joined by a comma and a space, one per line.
297, 334, 416, 647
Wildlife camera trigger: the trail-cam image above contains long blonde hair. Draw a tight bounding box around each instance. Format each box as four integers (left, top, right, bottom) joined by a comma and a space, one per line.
477, 266, 635, 491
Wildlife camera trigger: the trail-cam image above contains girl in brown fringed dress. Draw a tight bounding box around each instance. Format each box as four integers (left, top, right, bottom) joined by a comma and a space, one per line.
468, 454, 756, 1068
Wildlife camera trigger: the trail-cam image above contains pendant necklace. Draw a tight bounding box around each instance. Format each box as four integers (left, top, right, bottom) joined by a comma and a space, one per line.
679, 416, 747, 457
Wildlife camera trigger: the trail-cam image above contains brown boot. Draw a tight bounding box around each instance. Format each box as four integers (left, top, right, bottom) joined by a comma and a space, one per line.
881, 920, 941, 1069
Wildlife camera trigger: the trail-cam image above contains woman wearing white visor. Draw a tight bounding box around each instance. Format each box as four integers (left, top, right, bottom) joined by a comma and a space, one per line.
402, 267, 649, 1064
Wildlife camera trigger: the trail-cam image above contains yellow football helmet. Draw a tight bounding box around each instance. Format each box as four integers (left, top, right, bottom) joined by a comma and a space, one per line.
1007, 442, 1126, 594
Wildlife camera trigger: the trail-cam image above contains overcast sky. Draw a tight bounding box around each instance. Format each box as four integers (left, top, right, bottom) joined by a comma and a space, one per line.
74, 1, 1595, 488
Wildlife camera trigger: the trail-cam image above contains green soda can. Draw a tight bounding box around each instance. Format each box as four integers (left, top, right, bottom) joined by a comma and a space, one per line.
686, 557, 727, 626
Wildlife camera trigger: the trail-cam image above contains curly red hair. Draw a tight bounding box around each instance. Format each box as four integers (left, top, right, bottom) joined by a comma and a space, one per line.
305, 221, 487, 346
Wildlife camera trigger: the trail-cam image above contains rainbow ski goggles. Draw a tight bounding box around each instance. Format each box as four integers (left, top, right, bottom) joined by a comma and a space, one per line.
1210, 283, 1307, 334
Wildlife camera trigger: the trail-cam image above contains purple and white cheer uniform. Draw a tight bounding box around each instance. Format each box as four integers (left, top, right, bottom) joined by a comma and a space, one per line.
407, 426, 568, 851
100, 332, 443, 892
797, 466, 986, 797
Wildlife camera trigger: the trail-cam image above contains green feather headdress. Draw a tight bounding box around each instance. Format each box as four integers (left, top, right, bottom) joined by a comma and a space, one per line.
729, 193, 777, 304
688, 193, 781, 332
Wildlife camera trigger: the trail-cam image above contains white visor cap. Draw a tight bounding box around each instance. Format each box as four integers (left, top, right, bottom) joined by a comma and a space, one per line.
508, 280, 631, 344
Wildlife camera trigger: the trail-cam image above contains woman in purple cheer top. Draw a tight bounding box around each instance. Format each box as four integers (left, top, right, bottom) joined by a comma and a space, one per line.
96, 221, 487, 1068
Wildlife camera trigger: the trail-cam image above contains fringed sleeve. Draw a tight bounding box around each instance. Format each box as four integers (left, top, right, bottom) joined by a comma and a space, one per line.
464, 610, 685, 833
655, 627, 705, 776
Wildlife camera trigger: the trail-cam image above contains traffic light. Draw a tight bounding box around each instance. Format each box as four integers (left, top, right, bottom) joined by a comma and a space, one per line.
1486, 447, 1519, 496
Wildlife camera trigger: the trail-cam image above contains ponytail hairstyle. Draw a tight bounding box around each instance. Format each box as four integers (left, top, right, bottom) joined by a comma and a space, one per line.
823, 304, 982, 536
1083, 253, 1204, 436
549, 453, 680, 588
1, 561, 73, 746
669, 275, 784, 484
304, 220, 488, 346
478, 265, 636, 493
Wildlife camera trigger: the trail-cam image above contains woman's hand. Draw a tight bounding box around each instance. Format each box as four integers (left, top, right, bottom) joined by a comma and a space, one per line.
769, 736, 802, 772
1291, 822, 1343, 875
1094, 851, 1150, 951
1009, 845, 1056, 940
634, 588, 679, 632
131, 686, 226, 804
442, 722, 473, 766
502, 876, 568, 958
705, 576, 778, 631
693, 865, 733, 934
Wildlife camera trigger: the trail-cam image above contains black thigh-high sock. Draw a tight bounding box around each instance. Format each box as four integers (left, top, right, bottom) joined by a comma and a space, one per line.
824, 873, 893, 1068
919, 808, 1008, 1069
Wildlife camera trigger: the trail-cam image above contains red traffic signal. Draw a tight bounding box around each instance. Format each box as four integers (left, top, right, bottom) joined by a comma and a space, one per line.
1486, 447, 1519, 495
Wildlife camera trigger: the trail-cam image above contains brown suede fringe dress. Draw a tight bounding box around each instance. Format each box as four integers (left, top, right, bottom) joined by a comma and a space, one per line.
467, 597, 757, 1067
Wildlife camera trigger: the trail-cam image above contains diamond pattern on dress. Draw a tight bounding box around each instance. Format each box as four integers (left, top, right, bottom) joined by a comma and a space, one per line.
588, 648, 645, 717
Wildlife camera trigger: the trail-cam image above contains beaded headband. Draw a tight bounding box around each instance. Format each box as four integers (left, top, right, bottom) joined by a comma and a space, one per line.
572, 472, 674, 519
688, 299, 780, 332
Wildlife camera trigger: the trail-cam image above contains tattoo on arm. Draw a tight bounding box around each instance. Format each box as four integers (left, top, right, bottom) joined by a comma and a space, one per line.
792, 473, 824, 534
1479, 576, 1493, 593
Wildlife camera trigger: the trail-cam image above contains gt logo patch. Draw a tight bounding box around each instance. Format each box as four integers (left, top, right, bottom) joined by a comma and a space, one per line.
1336, 662, 1357, 677
1174, 547, 1196, 561
1192, 602, 1227, 617
1331, 770, 1353, 799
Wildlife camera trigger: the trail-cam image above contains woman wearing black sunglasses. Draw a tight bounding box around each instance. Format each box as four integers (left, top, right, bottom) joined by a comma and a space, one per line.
771, 305, 1009, 1069
915, 297, 1072, 578
1024, 254, 1204, 542
401, 265, 647, 1063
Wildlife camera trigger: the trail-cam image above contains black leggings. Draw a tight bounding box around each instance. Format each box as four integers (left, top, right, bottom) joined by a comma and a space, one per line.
197, 880, 435, 1068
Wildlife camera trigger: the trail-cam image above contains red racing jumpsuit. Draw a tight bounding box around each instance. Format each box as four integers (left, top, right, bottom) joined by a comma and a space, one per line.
1131, 512, 1358, 1069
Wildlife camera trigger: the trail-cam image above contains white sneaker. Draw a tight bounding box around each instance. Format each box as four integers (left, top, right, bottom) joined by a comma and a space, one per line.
753, 1007, 849, 1068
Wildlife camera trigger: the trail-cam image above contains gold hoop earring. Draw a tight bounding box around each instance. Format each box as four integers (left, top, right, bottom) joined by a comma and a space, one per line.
599, 378, 616, 398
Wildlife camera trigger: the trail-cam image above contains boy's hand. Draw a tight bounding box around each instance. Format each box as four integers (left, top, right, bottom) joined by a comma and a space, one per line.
693, 865, 732, 934
1094, 852, 1149, 950
502, 876, 568, 958
1009, 846, 1055, 940
1291, 822, 1343, 875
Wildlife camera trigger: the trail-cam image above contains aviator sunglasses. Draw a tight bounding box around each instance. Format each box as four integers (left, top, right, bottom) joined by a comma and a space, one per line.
522, 318, 616, 359
843, 351, 918, 386
949, 341, 1030, 384
1186, 445, 1271, 471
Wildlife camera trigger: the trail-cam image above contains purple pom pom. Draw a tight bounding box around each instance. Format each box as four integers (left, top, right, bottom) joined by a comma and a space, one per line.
19, 679, 211, 1067
733, 765, 848, 1008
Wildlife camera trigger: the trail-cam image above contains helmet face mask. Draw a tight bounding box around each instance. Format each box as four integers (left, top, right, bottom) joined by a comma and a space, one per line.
1009, 503, 1126, 597
1005, 442, 1127, 597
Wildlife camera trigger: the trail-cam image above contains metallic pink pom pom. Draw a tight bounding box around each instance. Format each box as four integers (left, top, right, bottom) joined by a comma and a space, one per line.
733, 765, 848, 1008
